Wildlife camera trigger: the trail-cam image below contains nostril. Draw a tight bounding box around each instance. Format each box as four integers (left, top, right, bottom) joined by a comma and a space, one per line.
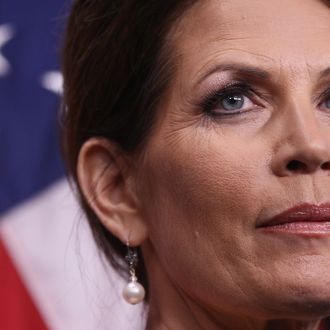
286, 160, 307, 172
321, 162, 330, 170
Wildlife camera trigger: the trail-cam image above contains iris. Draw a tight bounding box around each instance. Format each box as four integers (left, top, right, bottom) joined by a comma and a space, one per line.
221, 95, 245, 111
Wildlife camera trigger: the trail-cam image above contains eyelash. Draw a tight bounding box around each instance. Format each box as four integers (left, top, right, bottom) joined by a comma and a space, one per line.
318, 88, 330, 110
200, 84, 330, 117
200, 83, 260, 116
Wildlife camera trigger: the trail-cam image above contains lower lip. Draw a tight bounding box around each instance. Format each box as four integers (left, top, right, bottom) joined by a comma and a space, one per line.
258, 221, 330, 236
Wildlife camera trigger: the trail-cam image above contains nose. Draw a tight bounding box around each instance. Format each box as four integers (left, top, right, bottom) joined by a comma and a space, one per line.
271, 108, 330, 177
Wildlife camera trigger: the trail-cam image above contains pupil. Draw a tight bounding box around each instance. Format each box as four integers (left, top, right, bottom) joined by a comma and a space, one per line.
222, 95, 244, 110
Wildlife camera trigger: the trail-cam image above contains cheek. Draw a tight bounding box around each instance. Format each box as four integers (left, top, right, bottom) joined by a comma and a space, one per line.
143, 133, 268, 236
139, 132, 272, 304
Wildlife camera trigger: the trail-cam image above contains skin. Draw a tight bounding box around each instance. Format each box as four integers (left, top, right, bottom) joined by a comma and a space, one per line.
77, 0, 330, 329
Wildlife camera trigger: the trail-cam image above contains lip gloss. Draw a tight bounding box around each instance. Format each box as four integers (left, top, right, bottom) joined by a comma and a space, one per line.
257, 203, 330, 237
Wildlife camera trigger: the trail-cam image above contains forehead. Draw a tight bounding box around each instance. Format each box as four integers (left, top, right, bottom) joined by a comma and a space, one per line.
171, 0, 330, 81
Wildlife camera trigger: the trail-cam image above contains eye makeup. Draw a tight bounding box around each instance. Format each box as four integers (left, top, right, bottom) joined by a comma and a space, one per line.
317, 87, 330, 111
198, 81, 263, 118
200, 82, 260, 116
192, 66, 274, 120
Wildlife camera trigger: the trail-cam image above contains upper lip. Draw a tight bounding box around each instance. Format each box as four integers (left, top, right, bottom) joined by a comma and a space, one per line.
257, 203, 330, 228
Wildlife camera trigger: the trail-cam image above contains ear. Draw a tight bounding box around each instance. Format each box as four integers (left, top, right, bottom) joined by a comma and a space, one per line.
77, 138, 148, 247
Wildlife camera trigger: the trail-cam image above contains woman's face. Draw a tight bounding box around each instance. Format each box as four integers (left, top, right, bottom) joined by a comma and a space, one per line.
138, 0, 330, 319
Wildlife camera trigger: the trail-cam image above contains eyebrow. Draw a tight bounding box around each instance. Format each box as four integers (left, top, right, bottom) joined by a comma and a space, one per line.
197, 63, 330, 85
197, 63, 272, 85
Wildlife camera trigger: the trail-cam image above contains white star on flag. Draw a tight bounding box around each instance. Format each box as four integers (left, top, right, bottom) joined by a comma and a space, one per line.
0, 24, 14, 77
41, 71, 63, 95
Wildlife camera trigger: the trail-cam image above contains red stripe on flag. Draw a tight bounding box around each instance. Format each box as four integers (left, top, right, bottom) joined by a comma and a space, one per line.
0, 239, 48, 330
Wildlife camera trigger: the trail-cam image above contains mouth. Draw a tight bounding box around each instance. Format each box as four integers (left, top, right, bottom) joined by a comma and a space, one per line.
256, 203, 330, 237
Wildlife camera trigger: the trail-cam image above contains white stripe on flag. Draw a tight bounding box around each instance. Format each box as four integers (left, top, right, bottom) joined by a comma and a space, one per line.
0, 179, 145, 330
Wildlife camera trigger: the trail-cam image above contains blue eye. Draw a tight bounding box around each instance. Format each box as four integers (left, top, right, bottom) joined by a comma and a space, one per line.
215, 93, 254, 114
201, 83, 259, 116
221, 94, 245, 111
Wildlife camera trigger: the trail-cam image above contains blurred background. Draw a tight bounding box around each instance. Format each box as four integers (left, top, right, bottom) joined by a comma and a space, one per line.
0, 1, 144, 329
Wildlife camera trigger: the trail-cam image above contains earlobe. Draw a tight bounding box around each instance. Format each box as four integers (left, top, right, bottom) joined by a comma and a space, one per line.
77, 138, 148, 246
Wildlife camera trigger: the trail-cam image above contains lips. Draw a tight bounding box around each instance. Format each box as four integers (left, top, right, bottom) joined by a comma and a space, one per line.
257, 203, 330, 235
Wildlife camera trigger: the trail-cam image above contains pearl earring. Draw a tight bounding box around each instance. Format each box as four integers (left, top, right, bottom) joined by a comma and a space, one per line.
122, 241, 145, 304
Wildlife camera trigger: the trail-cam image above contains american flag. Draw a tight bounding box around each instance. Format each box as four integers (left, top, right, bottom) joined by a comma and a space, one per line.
0, 1, 144, 329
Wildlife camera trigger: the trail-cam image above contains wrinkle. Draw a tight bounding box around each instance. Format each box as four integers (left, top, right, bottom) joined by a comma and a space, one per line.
193, 48, 276, 78
210, 243, 251, 310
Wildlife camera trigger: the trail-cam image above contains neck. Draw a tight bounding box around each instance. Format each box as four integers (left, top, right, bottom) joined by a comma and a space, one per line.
143, 242, 322, 330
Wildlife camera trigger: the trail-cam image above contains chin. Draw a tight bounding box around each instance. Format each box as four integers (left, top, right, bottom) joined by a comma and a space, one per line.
276, 300, 330, 320
266, 255, 330, 316
263, 281, 330, 320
